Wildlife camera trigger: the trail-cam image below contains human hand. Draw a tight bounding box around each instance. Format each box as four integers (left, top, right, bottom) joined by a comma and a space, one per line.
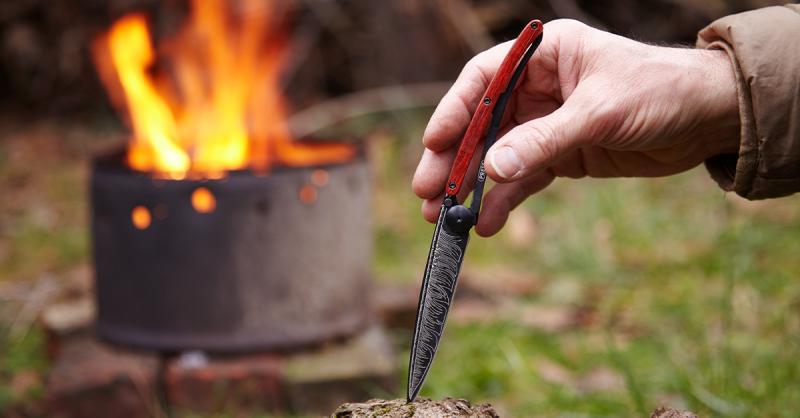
412, 19, 740, 236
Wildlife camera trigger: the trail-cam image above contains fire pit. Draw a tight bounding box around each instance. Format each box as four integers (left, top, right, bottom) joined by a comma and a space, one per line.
88, 0, 372, 352
91, 150, 371, 351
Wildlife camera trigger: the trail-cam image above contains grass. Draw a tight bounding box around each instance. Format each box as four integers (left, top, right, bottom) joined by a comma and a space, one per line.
0, 329, 47, 412
2, 112, 800, 416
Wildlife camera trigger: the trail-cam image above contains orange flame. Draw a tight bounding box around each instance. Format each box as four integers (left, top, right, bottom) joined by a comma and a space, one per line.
93, 0, 354, 178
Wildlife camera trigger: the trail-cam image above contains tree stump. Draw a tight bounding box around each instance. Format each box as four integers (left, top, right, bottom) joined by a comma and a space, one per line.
331, 399, 700, 417
331, 398, 499, 418
650, 407, 698, 418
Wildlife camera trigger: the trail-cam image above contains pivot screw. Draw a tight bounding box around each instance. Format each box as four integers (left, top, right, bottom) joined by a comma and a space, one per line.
531, 22, 538, 30
445, 205, 475, 234
448, 182, 456, 190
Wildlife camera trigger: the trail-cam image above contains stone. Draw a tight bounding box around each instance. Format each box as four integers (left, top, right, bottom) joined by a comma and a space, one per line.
284, 326, 396, 414
45, 335, 160, 418
39, 298, 95, 359
163, 326, 397, 416
43, 317, 397, 416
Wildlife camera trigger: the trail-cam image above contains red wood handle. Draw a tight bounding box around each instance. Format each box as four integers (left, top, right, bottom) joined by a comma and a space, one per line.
444, 20, 543, 196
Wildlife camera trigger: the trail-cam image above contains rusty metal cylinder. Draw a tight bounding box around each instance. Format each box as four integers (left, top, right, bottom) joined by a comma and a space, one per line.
91, 152, 371, 352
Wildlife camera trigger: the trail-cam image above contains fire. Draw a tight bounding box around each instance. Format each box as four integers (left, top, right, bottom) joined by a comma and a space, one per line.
93, 0, 354, 178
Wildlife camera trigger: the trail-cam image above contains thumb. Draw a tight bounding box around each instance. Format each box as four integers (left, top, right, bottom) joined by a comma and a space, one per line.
486, 97, 591, 182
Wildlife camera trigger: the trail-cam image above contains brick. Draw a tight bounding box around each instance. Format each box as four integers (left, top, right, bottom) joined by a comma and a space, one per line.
45, 335, 161, 418
284, 326, 396, 415
164, 351, 287, 415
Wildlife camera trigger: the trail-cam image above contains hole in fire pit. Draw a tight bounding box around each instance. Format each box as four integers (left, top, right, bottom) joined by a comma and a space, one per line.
298, 184, 317, 204
311, 169, 330, 187
131, 205, 151, 229
191, 187, 216, 213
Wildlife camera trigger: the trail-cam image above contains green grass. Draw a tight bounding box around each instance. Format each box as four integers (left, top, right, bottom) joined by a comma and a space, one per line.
0, 328, 47, 412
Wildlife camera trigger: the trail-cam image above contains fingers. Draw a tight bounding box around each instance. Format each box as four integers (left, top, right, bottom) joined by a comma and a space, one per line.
475, 170, 555, 237
412, 147, 456, 200
413, 42, 512, 203
421, 169, 555, 231
485, 92, 592, 182
422, 41, 514, 152
414, 119, 521, 202
418, 143, 484, 223
412, 147, 476, 201
421, 197, 443, 223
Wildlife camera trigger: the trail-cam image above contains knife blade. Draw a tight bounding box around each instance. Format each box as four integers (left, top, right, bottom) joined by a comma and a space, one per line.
407, 195, 470, 402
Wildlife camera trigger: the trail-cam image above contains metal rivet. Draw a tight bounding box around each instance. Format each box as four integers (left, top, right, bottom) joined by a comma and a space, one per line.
531, 22, 538, 30
448, 182, 456, 189
483, 97, 491, 105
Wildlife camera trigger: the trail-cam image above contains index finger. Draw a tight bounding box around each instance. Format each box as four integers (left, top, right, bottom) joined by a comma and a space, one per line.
422, 41, 514, 152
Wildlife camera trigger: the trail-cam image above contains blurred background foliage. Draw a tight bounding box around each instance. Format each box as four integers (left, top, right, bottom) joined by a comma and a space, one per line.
1, 0, 798, 417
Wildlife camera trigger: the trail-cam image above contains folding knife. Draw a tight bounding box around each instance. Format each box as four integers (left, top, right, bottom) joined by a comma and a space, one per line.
407, 19, 544, 402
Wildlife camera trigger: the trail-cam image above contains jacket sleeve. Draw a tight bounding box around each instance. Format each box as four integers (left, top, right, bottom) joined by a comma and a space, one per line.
697, 4, 800, 199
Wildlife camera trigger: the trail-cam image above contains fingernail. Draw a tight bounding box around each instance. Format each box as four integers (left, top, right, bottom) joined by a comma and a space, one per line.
491, 146, 522, 179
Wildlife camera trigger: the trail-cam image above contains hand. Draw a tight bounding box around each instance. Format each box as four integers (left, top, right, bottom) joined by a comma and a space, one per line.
412, 19, 740, 237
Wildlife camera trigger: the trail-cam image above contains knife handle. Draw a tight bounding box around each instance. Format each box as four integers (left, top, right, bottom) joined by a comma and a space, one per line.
444, 20, 543, 197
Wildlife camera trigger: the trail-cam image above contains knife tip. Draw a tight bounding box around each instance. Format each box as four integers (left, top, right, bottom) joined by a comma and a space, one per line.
407, 383, 421, 404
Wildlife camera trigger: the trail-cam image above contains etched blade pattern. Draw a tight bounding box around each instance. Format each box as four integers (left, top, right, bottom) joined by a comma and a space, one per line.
407, 205, 470, 401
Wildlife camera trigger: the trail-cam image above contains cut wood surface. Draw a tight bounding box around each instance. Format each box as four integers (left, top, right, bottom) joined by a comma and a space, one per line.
331, 398, 701, 418
331, 397, 498, 418
651, 407, 699, 418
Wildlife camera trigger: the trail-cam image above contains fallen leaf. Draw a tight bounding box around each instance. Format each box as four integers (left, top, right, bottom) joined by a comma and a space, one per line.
450, 298, 501, 325
518, 304, 574, 332
576, 367, 625, 393
534, 358, 573, 386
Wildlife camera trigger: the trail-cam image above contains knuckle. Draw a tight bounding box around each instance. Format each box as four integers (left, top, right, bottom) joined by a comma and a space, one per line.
519, 122, 560, 164
546, 19, 588, 33
462, 54, 485, 77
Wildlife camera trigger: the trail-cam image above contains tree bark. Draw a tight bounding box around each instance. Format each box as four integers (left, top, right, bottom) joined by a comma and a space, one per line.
331, 398, 499, 418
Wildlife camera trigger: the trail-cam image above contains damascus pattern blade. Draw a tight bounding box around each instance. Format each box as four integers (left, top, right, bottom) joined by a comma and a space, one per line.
407, 203, 470, 402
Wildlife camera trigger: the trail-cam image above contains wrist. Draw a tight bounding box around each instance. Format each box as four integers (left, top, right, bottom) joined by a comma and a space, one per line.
691, 48, 741, 156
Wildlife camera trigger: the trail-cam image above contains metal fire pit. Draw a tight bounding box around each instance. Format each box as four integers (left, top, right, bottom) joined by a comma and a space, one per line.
91, 150, 371, 352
